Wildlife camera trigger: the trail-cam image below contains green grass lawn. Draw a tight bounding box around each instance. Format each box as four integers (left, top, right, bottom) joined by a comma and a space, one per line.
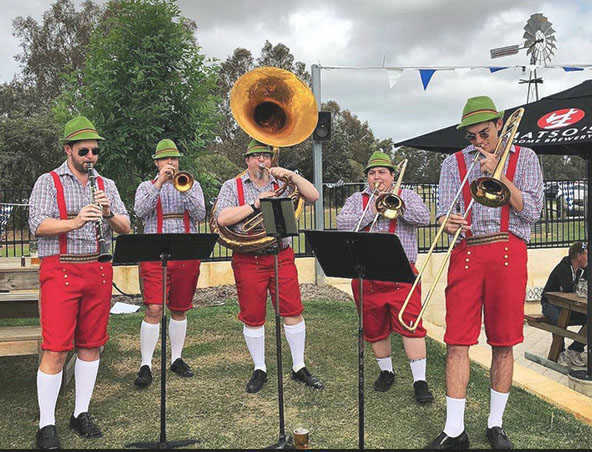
1, 299, 591, 449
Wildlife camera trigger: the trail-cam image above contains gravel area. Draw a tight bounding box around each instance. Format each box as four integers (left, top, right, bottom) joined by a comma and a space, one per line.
111, 283, 353, 309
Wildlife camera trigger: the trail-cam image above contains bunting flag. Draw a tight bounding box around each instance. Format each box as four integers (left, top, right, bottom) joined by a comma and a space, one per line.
419, 69, 436, 90
319, 64, 592, 91
386, 68, 404, 88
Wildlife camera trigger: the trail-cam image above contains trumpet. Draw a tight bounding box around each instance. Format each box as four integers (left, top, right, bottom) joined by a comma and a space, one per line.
171, 170, 194, 192
397, 108, 524, 332
86, 163, 112, 263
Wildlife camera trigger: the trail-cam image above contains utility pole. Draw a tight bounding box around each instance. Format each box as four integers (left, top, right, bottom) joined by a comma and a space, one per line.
311, 64, 325, 284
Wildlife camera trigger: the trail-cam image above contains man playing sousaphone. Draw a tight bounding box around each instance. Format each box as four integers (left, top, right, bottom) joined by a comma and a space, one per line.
426, 96, 543, 449
132, 139, 206, 387
336, 150, 434, 404
214, 138, 324, 394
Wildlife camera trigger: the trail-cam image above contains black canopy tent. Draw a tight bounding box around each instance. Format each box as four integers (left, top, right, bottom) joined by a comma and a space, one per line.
396, 80, 592, 380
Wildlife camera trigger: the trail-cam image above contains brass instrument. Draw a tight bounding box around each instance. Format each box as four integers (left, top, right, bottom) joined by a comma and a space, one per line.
398, 108, 525, 332
86, 163, 112, 263
210, 67, 318, 253
354, 181, 380, 232
369, 159, 408, 230
172, 170, 194, 192
470, 108, 525, 207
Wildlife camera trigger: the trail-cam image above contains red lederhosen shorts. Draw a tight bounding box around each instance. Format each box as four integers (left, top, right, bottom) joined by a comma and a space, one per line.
444, 233, 527, 347
351, 264, 426, 341
140, 260, 201, 312
39, 255, 113, 351
232, 247, 303, 326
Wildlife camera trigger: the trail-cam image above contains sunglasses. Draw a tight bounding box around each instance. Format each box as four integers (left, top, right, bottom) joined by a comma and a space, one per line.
465, 129, 490, 142
77, 147, 100, 157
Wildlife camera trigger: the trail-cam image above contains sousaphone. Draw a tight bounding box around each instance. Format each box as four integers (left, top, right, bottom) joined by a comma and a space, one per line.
210, 67, 319, 252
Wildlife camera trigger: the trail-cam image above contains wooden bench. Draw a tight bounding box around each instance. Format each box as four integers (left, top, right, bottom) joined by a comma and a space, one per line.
0, 268, 42, 359
0, 267, 75, 391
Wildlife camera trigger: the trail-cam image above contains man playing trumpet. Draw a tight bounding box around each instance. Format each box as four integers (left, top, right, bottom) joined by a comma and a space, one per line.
132, 139, 206, 387
214, 138, 324, 394
28, 116, 130, 449
426, 96, 543, 449
336, 150, 434, 404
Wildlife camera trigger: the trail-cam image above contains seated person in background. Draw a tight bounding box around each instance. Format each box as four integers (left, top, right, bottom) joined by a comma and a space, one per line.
541, 241, 588, 368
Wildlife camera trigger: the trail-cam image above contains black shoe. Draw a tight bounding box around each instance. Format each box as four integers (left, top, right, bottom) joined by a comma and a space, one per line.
170, 358, 193, 378
69, 412, 102, 438
291, 367, 324, 390
486, 427, 513, 449
374, 370, 395, 392
134, 365, 152, 387
246, 369, 268, 393
425, 431, 470, 449
36, 425, 60, 449
414, 380, 434, 404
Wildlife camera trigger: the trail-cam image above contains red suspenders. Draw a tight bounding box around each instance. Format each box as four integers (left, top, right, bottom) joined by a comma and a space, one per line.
454, 146, 521, 237
150, 180, 190, 233
50, 170, 105, 254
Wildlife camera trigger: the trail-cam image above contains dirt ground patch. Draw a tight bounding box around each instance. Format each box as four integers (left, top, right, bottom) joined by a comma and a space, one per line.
111, 283, 353, 308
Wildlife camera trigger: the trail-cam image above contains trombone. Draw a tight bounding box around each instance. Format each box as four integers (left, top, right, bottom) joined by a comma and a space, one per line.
397, 108, 525, 332
354, 158, 408, 232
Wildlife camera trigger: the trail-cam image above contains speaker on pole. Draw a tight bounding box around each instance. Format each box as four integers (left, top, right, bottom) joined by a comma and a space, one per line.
313, 111, 331, 141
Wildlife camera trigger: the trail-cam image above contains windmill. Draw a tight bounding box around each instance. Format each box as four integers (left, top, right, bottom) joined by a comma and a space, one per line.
490, 13, 557, 102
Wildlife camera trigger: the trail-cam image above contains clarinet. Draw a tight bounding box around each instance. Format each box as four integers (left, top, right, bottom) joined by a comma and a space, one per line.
87, 163, 113, 263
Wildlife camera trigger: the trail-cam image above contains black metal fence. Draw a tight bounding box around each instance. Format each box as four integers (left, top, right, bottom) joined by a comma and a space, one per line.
1, 180, 587, 259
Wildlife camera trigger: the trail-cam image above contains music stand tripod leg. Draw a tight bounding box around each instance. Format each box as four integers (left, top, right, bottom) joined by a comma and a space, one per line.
266, 239, 292, 449
126, 253, 198, 449
358, 277, 364, 450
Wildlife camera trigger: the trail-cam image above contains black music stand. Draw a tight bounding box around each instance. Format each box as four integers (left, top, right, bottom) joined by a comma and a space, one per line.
303, 230, 415, 450
112, 233, 218, 450
260, 198, 299, 450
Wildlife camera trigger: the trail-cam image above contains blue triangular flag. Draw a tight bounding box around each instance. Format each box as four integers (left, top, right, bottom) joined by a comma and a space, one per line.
563, 67, 584, 72
489, 67, 508, 73
419, 69, 436, 90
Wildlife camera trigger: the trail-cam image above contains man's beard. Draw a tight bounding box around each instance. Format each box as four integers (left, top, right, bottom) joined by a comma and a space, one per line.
255, 169, 266, 181
72, 159, 88, 173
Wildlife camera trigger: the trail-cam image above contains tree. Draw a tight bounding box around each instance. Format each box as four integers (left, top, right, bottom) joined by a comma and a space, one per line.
12, 0, 103, 108
55, 0, 221, 205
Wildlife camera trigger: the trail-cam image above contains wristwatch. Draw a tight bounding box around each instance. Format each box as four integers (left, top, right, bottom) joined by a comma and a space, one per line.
249, 202, 257, 212
102, 211, 115, 219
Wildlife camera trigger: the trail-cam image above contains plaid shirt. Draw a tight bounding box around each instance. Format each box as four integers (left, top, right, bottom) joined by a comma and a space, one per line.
134, 177, 206, 233
336, 187, 430, 263
436, 144, 543, 242
214, 172, 294, 250
29, 160, 129, 258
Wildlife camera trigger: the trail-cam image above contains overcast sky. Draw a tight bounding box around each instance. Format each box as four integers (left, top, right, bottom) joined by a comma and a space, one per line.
2, 0, 591, 143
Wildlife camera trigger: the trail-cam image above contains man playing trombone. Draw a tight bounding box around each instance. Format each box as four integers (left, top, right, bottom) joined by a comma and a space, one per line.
214, 138, 324, 394
426, 96, 543, 449
336, 150, 434, 404
132, 139, 206, 387
28, 116, 130, 449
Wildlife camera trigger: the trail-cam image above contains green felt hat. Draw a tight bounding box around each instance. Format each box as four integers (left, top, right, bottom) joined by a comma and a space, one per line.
60, 116, 104, 144
243, 138, 273, 156
364, 151, 396, 173
457, 96, 504, 130
152, 139, 182, 159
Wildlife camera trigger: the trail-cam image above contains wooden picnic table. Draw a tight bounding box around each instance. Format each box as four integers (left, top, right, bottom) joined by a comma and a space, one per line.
540, 291, 587, 362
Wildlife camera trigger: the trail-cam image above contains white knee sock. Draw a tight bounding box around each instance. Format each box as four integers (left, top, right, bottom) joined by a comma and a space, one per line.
169, 318, 187, 364
488, 388, 510, 428
409, 358, 427, 382
73, 358, 100, 417
443, 396, 466, 438
243, 325, 266, 372
140, 321, 160, 368
284, 320, 306, 372
37, 369, 62, 429
376, 356, 393, 373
